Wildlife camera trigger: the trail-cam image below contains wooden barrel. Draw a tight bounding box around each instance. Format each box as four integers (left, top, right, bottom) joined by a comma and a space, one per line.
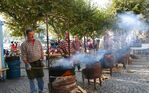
52, 75, 76, 93
83, 63, 102, 79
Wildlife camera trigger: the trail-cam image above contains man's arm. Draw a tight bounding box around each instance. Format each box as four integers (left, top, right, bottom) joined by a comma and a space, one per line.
23, 60, 28, 64
72, 40, 75, 49
57, 41, 64, 54
41, 53, 44, 60
20, 42, 31, 70
79, 40, 82, 48
21, 43, 28, 64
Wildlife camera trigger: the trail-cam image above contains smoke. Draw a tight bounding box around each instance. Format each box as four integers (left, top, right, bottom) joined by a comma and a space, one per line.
52, 58, 74, 69
110, 11, 149, 63
117, 12, 148, 31
116, 12, 149, 46
52, 49, 108, 69
52, 12, 149, 69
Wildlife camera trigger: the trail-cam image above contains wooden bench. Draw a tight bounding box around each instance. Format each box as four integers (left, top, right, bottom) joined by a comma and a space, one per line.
0, 68, 9, 80
0, 68, 9, 72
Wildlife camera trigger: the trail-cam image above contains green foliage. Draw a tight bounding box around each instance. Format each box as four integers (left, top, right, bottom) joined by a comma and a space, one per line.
0, 0, 115, 39
112, 0, 148, 14
0, 0, 51, 37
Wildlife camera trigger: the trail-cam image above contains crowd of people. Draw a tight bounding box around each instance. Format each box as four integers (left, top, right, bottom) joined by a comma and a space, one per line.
49, 36, 100, 55
4, 41, 21, 56
19, 29, 102, 93
7, 28, 130, 93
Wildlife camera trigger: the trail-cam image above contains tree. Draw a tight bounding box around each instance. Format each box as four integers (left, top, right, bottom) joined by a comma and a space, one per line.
0, 0, 52, 38
0, 0, 115, 39
112, 0, 148, 15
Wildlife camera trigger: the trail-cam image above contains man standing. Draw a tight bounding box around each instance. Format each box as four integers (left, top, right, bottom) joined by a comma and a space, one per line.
72, 35, 82, 52
72, 35, 82, 71
21, 29, 45, 93
104, 34, 113, 50
57, 31, 75, 58
86, 39, 94, 54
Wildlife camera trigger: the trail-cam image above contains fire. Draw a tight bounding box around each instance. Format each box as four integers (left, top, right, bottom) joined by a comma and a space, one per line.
106, 54, 112, 58
61, 70, 74, 78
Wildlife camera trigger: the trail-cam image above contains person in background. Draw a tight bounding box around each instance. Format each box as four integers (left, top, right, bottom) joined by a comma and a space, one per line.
11, 41, 16, 51
80, 39, 84, 53
50, 40, 55, 49
10, 41, 17, 56
72, 35, 82, 71
55, 40, 59, 46
86, 39, 94, 54
10, 41, 14, 48
21, 29, 45, 93
100, 51, 114, 76
14, 42, 17, 48
93, 39, 99, 52
103, 34, 113, 50
57, 31, 75, 58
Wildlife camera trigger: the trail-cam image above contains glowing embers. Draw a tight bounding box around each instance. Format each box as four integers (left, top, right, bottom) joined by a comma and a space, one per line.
61, 70, 74, 77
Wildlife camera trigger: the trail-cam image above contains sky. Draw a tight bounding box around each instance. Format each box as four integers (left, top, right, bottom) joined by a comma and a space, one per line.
0, 15, 4, 21
91, 0, 111, 8
0, 15, 6, 30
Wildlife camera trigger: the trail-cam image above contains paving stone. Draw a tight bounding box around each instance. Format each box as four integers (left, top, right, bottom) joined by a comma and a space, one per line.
1, 55, 149, 93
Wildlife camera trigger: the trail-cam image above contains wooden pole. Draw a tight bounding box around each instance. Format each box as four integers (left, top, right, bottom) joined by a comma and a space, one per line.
83, 24, 86, 53
67, 20, 70, 57
46, 14, 52, 93
45, 13, 69, 93
16, 67, 47, 69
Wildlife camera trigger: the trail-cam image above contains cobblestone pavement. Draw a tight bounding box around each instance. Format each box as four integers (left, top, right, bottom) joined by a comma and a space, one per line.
1, 55, 149, 93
